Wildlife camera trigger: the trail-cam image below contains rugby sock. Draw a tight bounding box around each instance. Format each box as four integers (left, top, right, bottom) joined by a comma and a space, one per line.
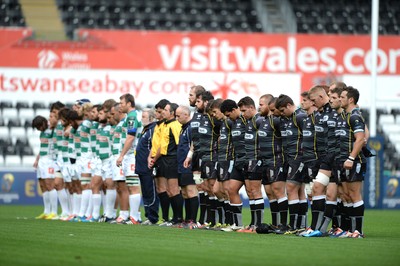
106, 189, 117, 218
333, 199, 342, 228
254, 198, 265, 227
297, 199, 308, 229
49, 189, 58, 215
43, 191, 50, 214
129, 193, 141, 221
288, 199, 300, 229
79, 189, 91, 217
100, 190, 106, 215
319, 200, 337, 233
158, 192, 170, 221
352, 200, 365, 234
170, 194, 184, 223
207, 196, 217, 225
278, 197, 288, 225
91, 194, 101, 220
342, 202, 353, 231
85, 190, 93, 218
73, 193, 81, 216
184, 198, 191, 221
119, 210, 129, 220
269, 199, 279, 226
249, 200, 255, 226
57, 189, 70, 216
198, 191, 207, 224
311, 195, 325, 230
189, 196, 199, 222
66, 190, 73, 215
217, 199, 225, 224
231, 203, 243, 226
224, 200, 232, 225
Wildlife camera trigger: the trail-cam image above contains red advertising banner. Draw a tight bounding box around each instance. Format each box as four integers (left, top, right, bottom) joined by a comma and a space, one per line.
2, 29, 399, 75
0, 28, 399, 106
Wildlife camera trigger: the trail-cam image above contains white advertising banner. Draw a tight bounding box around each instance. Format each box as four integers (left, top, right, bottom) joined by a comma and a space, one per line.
0, 68, 301, 107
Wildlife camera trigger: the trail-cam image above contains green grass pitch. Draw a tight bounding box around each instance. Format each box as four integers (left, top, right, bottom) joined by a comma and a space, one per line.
1, 206, 400, 266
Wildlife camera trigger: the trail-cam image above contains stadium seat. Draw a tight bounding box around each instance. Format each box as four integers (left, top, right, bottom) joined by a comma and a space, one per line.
32, 102, 46, 111
383, 124, 400, 134
21, 155, 36, 167
0, 126, 10, 140
4, 155, 21, 167
19, 109, 35, 124
379, 114, 395, 125
35, 109, 50, 118
7, 119, 22, 129
3, 108, 18, 122
16, 101, 30, 111
56, 0, 263, 37
0, 100, 13, 111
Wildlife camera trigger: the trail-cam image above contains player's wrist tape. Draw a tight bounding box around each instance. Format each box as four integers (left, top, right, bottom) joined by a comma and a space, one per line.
348, 156, 355, 161
187, 150, 193, 159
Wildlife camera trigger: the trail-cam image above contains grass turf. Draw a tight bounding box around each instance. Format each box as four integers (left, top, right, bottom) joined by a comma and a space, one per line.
0, 206, 400, 266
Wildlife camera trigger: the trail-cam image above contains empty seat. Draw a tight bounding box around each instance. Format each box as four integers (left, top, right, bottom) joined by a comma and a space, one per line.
4, 155, 21, 167
8, 119, 22, 128
22, 155, 36, 167
2, 108, 18, 121
379, 114, 395, 125
0, 100, 13, 110
32, 102, 46, 110
388, 133, 400, 144
19, 109, 35, 124
16, 101, 30, 110
0, 126, 9, 139
35, 109, 49, 118
10, 127, 27, 142
383, 124, 400, 134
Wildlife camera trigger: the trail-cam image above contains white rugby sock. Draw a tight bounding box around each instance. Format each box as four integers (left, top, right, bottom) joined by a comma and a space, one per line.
106, 189, 117, 218
49, 189, 58, 214
78, 189, 91, 217
57, 189, 70, 216
43, 191, 50, 214
85, 190, 93, 217
101, 190, 106, 214
91, 194, 102, 219
73, 193, 81, 216
129, 193, 141, 220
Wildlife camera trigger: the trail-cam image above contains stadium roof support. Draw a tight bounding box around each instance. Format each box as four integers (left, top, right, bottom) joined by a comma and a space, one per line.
370, 0, 379, 137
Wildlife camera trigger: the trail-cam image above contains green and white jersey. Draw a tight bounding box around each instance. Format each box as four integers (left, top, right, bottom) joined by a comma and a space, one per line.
73, 126, 82, 158
55, 121, 64, 157
79, 119, 92, 155
68, 128, 77, 159
39, 128, 54, 157
112, 118, 125, 155
97, 124, 112, 160
90, 121, 99, 155
123, 110, 141, 154
61, 132, 69, 163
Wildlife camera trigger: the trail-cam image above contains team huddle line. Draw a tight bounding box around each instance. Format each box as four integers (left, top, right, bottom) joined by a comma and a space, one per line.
32, 82, 369, 238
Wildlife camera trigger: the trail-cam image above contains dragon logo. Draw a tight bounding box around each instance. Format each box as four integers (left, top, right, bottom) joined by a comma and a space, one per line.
38, 49, 59, 69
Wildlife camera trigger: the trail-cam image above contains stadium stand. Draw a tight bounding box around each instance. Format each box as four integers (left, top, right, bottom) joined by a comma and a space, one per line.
290, 0, 400, 35
56, 0, 262, 38
0, 0, 26, 27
